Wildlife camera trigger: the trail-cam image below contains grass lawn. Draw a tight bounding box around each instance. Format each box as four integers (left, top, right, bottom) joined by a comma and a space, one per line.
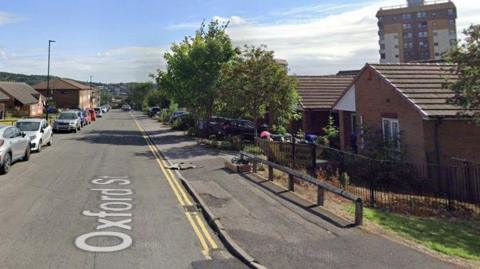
348, 206, 480, 261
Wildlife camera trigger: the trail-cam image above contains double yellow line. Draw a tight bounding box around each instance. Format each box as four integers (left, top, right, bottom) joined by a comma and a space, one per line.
132, 116, 218, 259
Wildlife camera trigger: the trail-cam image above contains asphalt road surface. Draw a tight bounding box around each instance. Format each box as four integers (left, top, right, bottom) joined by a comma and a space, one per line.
0, 110, 237, 269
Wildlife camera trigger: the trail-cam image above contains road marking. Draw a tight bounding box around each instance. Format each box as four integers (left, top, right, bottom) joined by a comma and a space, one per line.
132, 115, 218, 258
75, 176, 134, 253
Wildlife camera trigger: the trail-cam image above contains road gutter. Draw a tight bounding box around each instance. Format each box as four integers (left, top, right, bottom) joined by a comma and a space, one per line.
134, 114, 266, 269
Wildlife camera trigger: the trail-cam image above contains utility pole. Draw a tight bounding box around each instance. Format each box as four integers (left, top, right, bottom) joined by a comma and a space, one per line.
45, 40, 56, 121
90, 75, 94, 108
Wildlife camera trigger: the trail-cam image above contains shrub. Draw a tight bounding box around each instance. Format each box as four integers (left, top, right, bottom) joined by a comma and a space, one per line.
172, 114, 195, 131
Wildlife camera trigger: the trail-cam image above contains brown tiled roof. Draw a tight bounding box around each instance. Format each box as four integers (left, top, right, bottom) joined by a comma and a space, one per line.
0, 82, 39, 104
33, 78, 91, 91
370, 63, 464, 117
0, 91, 9, 102
295, 75, 355, 110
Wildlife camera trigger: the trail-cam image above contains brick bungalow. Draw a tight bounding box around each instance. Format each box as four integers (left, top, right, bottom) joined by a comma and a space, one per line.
334, 63, 480, 165
0, 91, 10, 119
33, 78, 93, 109
0, 82, 44, 117
295, 75, 355, 135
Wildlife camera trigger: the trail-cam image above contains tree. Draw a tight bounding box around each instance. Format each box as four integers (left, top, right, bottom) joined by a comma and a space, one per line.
157, 20, 236, 121
143, 89, 169, 109
100, 89, 112, 106
446, 24, 480, 123
126, 83, 155, 110
218, 45, 299, 136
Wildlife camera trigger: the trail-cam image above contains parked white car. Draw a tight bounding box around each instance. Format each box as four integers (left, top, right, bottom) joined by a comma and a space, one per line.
16, 119, 53, 152
0, 126, 31, 174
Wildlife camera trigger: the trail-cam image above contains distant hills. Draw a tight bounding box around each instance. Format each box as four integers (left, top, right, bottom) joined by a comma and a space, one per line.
0, 72, 56, 86
0, 71, 148, 95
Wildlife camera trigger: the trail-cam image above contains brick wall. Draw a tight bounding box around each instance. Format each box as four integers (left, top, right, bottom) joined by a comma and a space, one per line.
423, 120, 480, 164
355, 67, 427, 164
37, 89, 81, 109
302, 110, 332, 135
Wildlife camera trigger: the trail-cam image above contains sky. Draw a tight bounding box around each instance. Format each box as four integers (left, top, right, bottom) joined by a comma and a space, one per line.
0, 0, 479, 83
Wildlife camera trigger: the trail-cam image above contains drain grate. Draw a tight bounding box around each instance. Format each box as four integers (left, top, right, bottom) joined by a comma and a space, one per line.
183, 204, 201, 213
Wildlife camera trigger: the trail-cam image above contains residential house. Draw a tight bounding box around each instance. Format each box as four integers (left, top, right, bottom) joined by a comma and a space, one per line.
0, 82, 44, 117
0, 91, 10, 119
295, 74, 356, 135
33, 78, 93, 109
334, 63, 480, 165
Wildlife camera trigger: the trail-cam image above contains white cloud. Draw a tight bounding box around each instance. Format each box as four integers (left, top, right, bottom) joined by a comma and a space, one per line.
223, 0, 480, 75
212, 16, 247, 26
0, 11, 23, 25
2, 1, 480, 82
0, 46, 167, 83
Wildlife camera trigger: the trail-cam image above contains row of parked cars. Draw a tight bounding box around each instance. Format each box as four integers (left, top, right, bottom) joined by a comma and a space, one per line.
52, 105, 110, 133
0, 105, 111, 175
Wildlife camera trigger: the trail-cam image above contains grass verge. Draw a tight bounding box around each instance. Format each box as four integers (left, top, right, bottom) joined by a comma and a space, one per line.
347, 206, 480, 261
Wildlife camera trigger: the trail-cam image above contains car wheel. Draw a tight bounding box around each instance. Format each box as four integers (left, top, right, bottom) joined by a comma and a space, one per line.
73, 128, 77, 133
47, 136, 53, 146
23, 147, 31, 161
37, 140, 42, 152
0, 153, 11, 175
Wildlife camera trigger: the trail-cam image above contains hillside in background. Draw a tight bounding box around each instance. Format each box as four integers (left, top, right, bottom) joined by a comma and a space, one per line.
0, 71, 124, 88
0, 72, 57, 86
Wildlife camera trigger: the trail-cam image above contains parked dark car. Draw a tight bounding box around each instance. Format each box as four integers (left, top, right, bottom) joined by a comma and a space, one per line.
205, 117, 230, 138
148, 107, 161, 117
168, 111, 189, 124
230, 119, 255, 140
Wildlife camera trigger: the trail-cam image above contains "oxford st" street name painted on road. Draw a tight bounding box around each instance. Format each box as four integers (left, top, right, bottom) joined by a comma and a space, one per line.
75, 176, 134, 253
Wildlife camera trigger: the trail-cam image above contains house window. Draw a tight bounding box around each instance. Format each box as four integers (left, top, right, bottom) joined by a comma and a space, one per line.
382, 118, 400, 149
417, 22, 428, 29
402, 13, 412, 20
403, 32, 413, 39
418, 31, 428, 38
417, 11, 427, 18
351, 114, 357, 133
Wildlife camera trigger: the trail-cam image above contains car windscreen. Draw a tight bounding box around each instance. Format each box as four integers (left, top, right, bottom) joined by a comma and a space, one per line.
16, 122, 40, 132
58, 113, 78, 119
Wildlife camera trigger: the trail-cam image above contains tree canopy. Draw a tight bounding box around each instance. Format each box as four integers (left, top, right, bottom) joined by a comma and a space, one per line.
158, 21, 236, 120
218, 45, 299, 135
446, 24, 480, 122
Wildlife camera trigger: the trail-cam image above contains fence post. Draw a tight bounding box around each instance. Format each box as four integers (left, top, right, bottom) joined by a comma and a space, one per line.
310, 144, 317, 177
288, 174, 295, 192
268, 165, 274, 181
252, 159, 258, 173
444, 167, 454, 211
317, 187, 325, 206
291, 136, 296, 169
368, 160, 376, 207
354, 198, 363, 226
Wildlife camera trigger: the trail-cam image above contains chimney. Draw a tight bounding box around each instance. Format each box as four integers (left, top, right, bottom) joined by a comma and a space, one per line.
407, 0, 425, 7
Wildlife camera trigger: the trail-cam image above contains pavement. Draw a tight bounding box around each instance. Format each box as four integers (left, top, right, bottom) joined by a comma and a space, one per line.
0, 110, 245, 269
136, 112, 464, 269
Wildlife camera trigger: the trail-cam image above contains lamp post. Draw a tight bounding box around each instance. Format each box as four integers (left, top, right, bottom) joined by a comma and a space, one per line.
45, 40, 56, 121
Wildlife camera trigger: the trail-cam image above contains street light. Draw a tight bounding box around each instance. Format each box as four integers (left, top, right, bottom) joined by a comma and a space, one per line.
46, 40, 56, 121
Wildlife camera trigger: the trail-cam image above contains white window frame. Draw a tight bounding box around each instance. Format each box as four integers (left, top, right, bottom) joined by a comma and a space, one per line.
382, 118, 400, 149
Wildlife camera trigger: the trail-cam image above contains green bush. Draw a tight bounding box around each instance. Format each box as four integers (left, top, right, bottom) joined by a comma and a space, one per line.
244, 145, 262, 155
158, 109, 172, 123
172, 114, 195, 131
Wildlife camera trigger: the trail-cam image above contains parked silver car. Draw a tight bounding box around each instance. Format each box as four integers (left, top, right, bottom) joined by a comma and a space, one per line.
53, 111, 82, 133
16, 119, 53, 152
0, 126, 31, 174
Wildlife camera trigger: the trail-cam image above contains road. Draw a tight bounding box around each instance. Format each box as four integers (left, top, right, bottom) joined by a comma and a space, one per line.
0, 110, 240, 269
